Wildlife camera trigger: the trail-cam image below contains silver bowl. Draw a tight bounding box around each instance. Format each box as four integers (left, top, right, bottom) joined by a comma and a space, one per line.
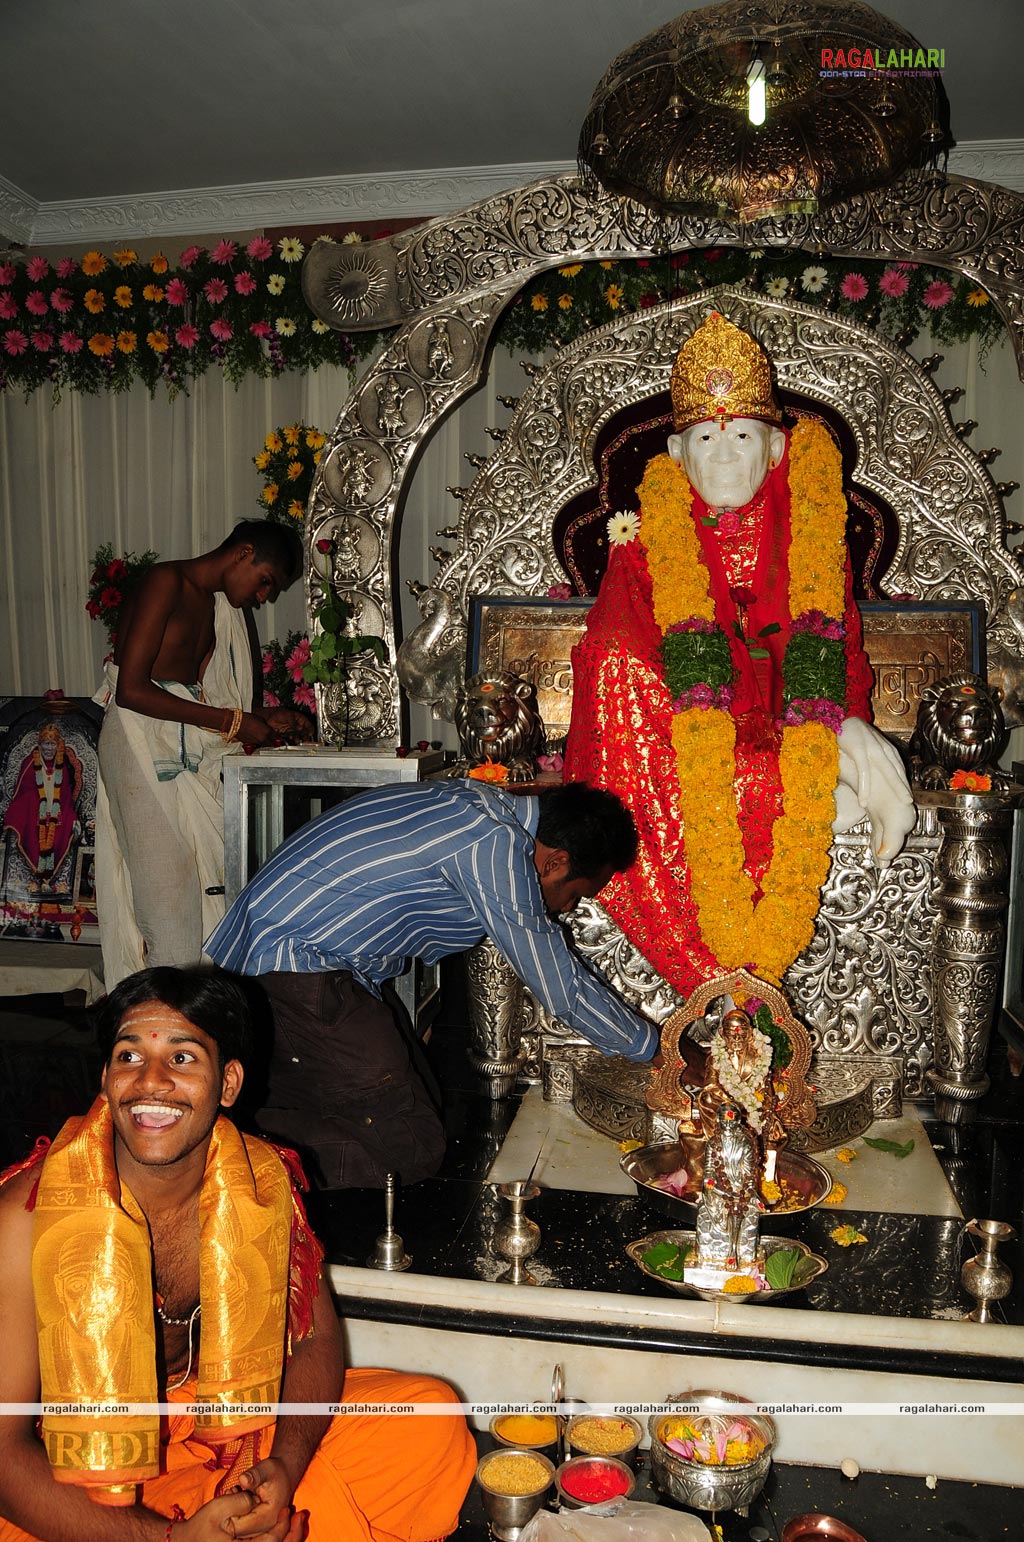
649, 1391, 776, 1513
476, 1446, 555, 1538
565, 1413, 643, 1468
555, 1453, 635, 1509
625, 1228, 828, 1303
621, 1138, 832, 1228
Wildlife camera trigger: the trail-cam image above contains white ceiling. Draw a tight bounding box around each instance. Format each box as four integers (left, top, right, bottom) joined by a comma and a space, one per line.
4, 0, 1023, 243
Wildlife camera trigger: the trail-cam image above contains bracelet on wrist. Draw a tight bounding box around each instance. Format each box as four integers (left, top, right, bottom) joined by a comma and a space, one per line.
165, 1503, 187, 1540
220, 707, 244, 744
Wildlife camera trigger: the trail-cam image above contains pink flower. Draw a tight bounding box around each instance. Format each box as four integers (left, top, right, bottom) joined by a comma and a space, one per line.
537, 752, 565, 773
25, 290, 48, 316
31, 330, 53, 351
210, 317, 233, 341
175, 322, 200, 348
56, 257, 78, 278
50, 287, 73, 313
2, 329, 28, 355
840, 272, 869, 301
203, 277, 228, 304
263, 690, 281, 708
234, 271, 257, 295
0, 293, 17, 320
246, 236, 274, 261
180, 245, 203, 269
879, 267, 909, 298
547, 582, 572, 600
59, 331, 83, 354
26, 256, 49, 281
0, 262, 16, 286
249, 319, 273, 337
262, 650, 274, 675
285, 638, 311, 681
165, 277, 189, 307
293, 684, 317, 710
923, 279, 954, 310
716, 510, 741, 535
211, 239, 238, 265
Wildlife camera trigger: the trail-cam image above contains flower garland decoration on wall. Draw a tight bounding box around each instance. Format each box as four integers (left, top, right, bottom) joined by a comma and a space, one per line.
636, 417, 848, 985
253, 421, 327, 523
85, 542, 159, 653
0, 242, 1005, 400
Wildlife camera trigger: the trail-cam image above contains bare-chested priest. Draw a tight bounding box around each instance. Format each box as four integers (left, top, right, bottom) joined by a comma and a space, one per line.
96, 521, 312, 988
0, 966, 475, 1542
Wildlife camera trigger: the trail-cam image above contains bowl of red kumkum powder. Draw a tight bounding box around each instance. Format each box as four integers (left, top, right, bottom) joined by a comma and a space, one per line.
555, 1454, 635, 1509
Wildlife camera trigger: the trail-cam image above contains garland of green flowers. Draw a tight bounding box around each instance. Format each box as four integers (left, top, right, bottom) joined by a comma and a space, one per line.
0, 236, 1005, 401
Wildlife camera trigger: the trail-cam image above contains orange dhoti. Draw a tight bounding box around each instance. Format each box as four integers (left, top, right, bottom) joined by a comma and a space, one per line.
0, 1368, 476, 1542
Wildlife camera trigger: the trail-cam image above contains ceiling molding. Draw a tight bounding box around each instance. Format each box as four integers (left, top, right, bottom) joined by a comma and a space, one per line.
4, 141, 1023, 248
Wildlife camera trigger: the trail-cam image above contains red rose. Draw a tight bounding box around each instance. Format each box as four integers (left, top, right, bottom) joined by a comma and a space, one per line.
316, 538, 332, 553
729, 586, 758, 607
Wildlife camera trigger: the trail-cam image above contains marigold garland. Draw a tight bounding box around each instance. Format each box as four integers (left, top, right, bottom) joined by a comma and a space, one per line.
638, 422, 847, 983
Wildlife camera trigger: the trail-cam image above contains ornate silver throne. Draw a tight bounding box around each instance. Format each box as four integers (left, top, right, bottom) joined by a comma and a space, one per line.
300, 171, 1024, 1134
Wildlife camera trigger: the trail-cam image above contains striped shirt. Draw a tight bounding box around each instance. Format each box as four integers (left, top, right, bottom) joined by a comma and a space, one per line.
205, 780, 657, 1061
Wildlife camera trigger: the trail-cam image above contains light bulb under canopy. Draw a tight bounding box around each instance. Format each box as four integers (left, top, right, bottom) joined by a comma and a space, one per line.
577, 0, 950, 223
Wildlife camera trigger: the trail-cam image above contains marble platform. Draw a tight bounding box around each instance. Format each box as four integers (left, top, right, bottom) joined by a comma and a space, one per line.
489, 1088, 962, 1217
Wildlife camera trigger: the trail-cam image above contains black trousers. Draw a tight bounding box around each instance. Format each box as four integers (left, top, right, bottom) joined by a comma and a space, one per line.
256, 970, 446, 1190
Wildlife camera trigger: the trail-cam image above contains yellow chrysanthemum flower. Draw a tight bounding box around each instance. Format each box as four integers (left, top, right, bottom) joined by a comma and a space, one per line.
151, 253, 169, 274
88, 333, 114, 356
531, 294, 548, 311
599, 260, 616, 270
288, 499, 305, 518
113, 248, 137, 267
286, 460, 303, 480
306, 430, 326, 449
265, 432, 283, 452
254, 450, 272, 470
966, 288, 990, 307
558, 294, 573, 310
558, 264, 582, 278
605, 283, 624, 308
836, 1147, 857, 1164
114, 286, 132, 308
262, 484, 279, 506
84, 289, 105, 314
283, 425, 301, 445
143, 284, 164, 302
81, 251, 107, 276
830, 1224, 867, 1247
116, 330, 137, 353
823, 1181, 848, 1205
146, 330, 169, 353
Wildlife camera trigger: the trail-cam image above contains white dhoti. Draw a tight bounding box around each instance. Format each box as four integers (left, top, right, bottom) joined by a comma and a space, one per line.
95, 594, 253, 989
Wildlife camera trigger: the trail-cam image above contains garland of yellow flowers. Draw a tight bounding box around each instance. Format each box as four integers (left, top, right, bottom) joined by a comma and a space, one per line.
33, 745, 64, 857
638, 419, 847, 984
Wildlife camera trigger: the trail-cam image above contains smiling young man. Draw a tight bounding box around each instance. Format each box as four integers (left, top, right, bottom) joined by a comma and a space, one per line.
0, 968, 475, 1542
96, 521, 312, 989
204, 779, 659, 1189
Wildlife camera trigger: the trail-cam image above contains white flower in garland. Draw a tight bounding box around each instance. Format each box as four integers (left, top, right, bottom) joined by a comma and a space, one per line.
311, 319, 330, 334
267, 273, 285, 295
342, 231, 364, 244
801, 265, 828, 293
765, 277, 790, 298
279, 236, 305, 263
275, 317, 296, 336
710, 1023, 773, 1132
607, 509, 640, 546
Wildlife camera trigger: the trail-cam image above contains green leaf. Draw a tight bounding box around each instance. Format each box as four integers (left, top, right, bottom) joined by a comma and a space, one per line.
863, 1137, 914, 1159
319, 631, 337, 654
748, 646, 770, 660
792, 1255, 819, 1287
318, 605, 342, 632
758, 622, 782, 637
733, 622, 745, 639
700, 515, 717, 527
641, 1241, 690, 1280
765, 1248, 800, 1290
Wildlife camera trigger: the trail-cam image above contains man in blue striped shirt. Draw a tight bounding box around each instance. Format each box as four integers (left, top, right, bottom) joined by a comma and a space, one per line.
205, 780, 658, 1188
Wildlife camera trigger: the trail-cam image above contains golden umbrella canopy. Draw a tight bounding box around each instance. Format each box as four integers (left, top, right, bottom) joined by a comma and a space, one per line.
577, 0, 949, 223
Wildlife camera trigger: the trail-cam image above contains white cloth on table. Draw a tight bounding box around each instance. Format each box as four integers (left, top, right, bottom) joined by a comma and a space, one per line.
94, 593, 252, 988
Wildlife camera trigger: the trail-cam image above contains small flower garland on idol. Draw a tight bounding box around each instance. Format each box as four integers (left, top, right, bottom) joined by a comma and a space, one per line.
709, 1024, 773, 1131
616, 416, 848, 984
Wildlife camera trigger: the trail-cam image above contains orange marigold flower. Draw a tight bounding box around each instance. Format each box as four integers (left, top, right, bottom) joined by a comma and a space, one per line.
261, 484, 279, 506
288, 499, 305, 519
88, 333, 114, 356
558, 293, 573, 310
531, 294, 548, 311
254, 450, 272, 470
966, 288, 989, 307
84, 289, 106, 314
116, 330, 137, 353
605, 283, 624, 308
286, 459, 303, 480
114, 286, 132, 308
283, 424, 302, 445
113, 248, 137, 267
146, 330, 169, 353
823, 1181, 848, 1205
467, 759, 509, 783
143, 284, 164, 302
950, 769, 992, 792
81, 251, 107, 276
150, 253, 169, 274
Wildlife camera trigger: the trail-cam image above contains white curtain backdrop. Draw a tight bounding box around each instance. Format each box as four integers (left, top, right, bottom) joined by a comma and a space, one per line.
2, 327, 1023, 760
